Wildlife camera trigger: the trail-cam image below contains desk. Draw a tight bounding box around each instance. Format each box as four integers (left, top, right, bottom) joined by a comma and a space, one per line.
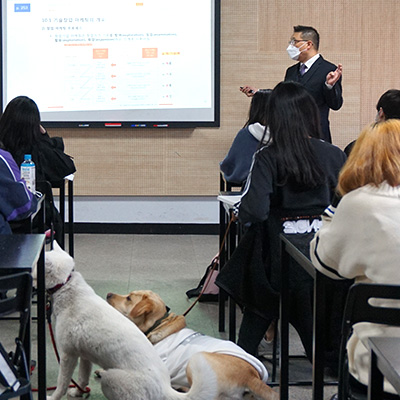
368, 337, 400, 399
0, 234, 46, 400
218, 173, 243, 335
280, 233, 331, 400
217, 192, 242, 340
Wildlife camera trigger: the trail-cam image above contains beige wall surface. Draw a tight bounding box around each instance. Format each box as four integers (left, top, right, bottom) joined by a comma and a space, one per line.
54, 0, 400, 196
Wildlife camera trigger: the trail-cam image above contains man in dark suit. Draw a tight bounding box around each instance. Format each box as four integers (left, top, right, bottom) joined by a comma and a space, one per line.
241, 26, 343, 143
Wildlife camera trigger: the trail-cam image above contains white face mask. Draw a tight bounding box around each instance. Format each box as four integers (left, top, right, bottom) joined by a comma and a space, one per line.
286, 42, 306, 61
286, 44, 300, 60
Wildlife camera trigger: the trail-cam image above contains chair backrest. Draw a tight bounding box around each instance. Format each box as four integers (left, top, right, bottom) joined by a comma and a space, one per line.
0, 273, 32, 316
0, 273, 32, 399
10, 180, 53, 235
0, 273, 32, 361
343, 283, 400, 328
219, 171, 244, 192
338, 282, 400, 400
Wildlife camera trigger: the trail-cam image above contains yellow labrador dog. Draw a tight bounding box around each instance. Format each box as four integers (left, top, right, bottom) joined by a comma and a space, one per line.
107, 290, 279, 400
44, 242, 218, 400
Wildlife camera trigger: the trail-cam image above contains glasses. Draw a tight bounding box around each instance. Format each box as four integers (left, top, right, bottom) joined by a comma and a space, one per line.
288, 39, 308, 45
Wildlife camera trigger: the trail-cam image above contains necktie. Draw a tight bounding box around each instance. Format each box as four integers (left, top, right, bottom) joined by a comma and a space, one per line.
299, 64, 307, 76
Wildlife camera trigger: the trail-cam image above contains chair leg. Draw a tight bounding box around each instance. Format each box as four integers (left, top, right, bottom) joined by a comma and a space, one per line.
271, 325, 278, 382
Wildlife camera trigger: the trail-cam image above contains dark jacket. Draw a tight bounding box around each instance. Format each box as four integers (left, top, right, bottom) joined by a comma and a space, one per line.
13, 133, 76, 185
220, 124, 265, 185
284, 56, 343, 143
238, 138, 346, 225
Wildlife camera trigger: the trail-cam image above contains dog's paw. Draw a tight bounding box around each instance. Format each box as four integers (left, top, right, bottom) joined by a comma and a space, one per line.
67, 387, 84, 397
147, 331, 163, 344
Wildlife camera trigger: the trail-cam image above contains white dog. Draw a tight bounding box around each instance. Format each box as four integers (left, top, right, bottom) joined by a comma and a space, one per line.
43, 242, 218, 400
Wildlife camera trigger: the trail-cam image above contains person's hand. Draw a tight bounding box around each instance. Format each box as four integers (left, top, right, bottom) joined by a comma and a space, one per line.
240, 86, 258, 97
325, 64, 343, 86
39, 124, 47, 135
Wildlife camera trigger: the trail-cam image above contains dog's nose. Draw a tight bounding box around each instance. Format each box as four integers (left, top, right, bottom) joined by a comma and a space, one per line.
106, 293, 113, 299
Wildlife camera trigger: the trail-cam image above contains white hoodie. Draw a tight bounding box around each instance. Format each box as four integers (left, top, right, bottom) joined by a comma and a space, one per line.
248, 122, 270, 144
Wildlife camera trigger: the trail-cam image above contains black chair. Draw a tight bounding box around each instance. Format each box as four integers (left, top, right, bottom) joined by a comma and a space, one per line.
36, 180, 55, 245
9, 181, 47, 236
0, 273, 33, 400
338, 283, 400, 400
52, 178, 74, 256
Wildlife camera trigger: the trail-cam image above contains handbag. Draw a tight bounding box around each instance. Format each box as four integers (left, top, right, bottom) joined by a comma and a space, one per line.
186, 257, 219, 302
183, 214, 234, 316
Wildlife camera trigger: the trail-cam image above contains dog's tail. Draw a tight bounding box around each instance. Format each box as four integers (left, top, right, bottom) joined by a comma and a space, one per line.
167, 352, 218, 400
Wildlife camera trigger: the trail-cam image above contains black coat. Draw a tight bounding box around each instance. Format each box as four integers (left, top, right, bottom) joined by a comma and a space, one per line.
14, 133, 76, 185
284, 56, 343, 143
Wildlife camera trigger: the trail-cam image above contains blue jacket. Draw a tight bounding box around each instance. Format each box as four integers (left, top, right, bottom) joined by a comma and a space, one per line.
220, 123, 267, 185
0, 149, 38, 234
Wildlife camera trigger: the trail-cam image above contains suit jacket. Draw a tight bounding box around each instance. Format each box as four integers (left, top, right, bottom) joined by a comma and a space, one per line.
284, 55, 343, 143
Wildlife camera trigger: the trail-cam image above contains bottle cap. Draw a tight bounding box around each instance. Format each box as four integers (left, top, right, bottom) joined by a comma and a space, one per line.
24, 154, 31, 160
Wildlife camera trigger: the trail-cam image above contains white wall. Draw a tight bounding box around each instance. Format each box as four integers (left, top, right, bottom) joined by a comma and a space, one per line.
56, 196, 220, 224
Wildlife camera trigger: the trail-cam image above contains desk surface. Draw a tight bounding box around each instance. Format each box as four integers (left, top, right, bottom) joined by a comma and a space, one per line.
0, 234, 45, 274
369, 337, 400, 395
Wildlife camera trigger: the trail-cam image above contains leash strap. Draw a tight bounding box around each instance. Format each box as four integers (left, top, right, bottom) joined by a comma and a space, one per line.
183, 214, 235, 316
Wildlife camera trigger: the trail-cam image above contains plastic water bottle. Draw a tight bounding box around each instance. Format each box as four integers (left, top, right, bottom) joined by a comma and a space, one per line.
20, 154, 36, 193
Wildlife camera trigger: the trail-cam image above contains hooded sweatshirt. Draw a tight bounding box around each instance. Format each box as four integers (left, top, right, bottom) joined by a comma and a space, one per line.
220, 123, 269, 185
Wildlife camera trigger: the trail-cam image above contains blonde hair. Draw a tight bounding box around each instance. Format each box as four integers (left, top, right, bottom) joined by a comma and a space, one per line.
338, 119, 400, 195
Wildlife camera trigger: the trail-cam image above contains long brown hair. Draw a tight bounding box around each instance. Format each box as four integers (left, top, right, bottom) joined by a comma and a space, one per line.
338, 119, 400, 195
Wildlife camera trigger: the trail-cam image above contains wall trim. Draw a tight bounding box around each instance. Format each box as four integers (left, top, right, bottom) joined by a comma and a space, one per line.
73, 223, 219, 235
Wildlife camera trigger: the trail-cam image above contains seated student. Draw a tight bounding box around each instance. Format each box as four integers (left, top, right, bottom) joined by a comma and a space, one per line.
216, 81, 347, 361
0, 96, 76, 244
311, 119, 400, 396
0, 141, 38, 234
0, 141, 39, 299
220, 90, 271, 186
344, 89, 400, 156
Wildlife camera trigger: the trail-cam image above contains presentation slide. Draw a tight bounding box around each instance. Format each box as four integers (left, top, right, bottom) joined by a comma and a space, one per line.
1, 0, 220, 127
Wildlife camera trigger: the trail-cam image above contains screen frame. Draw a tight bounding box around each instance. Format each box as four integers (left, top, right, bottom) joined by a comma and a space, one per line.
0, 0, 221, 129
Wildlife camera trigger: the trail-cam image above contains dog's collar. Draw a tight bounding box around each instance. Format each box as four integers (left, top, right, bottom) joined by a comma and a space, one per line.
47, 274, 72, 295
144, 306, 170, 337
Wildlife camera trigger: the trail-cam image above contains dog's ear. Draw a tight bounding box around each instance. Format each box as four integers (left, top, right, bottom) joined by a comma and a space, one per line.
52, 240, 63, 253
129, 295, 153, 319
